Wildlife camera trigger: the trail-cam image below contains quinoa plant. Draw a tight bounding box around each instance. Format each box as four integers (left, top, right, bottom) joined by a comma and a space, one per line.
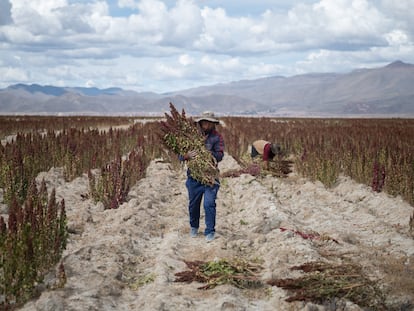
160, 103, 219, 186
88, 146, 149, 209
0, 179, 67, 309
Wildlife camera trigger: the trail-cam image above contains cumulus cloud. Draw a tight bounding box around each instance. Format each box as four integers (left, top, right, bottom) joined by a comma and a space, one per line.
118, 0, 138, 9
385, 30, 410, 46
179, 54, 194, 66
263, 0, 390, 51
3, 0, 396, 55
380, 0, 414, 41
0, 0, 413, 92
0, 66, 29, 82
163, 0, 203, 44
153, 63, 184, 79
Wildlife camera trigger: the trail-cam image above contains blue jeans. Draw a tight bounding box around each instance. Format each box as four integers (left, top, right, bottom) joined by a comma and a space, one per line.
185, 176, 220, 235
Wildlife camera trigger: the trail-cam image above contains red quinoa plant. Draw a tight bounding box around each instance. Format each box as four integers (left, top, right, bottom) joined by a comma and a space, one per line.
160, 103, 220, 186
88, 136, 153, 209
0, 179, 67, 309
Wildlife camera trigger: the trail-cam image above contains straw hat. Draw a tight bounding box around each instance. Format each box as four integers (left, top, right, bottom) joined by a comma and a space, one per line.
195, 111, 220, 123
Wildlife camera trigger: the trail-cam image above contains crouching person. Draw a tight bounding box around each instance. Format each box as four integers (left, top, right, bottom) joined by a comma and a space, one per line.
251, 140, 282, 169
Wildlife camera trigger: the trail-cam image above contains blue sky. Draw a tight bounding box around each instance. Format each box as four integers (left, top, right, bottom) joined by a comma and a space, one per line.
0, 0, 413, 93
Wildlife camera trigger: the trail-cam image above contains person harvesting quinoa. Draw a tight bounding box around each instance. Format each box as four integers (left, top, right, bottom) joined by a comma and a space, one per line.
251, 140, 281, 169
180, 111, 224, 242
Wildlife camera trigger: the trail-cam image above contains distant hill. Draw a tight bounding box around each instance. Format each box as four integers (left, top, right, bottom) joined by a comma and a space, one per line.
1, 61, 414, 116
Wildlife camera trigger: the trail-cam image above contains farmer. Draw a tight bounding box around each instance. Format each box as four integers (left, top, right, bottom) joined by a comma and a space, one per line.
251, 140, 281, 169
180, 111, 224, 242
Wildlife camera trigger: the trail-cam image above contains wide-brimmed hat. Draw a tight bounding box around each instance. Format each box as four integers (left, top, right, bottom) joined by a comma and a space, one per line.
195, 111, 220, 123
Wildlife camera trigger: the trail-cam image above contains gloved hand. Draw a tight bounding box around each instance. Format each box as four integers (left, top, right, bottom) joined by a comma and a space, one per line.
185, 150, 198, 160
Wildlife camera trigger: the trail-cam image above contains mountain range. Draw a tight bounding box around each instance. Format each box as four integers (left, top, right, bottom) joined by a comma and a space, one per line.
1, 60, 414, 116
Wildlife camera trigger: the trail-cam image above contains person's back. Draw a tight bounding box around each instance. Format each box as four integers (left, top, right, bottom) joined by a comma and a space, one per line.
252, 140, 270, 156
251, 140, 281, 169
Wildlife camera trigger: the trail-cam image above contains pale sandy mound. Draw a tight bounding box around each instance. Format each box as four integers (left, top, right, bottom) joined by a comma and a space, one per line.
18, 153, 414, 311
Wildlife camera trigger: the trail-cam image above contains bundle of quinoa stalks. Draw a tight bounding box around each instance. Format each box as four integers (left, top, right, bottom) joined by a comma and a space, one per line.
160, 103, 219, 186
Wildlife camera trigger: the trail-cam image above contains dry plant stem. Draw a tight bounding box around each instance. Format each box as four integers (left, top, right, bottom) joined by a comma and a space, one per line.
268, 261, 387, 310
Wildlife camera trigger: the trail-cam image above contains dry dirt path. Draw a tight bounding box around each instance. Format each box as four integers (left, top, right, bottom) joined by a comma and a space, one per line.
19, 153, 414, 311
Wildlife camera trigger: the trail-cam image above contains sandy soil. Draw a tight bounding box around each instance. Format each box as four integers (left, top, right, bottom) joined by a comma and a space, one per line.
16, 153, 414, 311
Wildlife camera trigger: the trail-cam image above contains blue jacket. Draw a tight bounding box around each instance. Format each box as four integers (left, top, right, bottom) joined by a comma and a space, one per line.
205, 129, 225, 163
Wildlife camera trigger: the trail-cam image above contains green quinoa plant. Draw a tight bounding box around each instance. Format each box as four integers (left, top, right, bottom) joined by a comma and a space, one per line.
175, 257, 263, 289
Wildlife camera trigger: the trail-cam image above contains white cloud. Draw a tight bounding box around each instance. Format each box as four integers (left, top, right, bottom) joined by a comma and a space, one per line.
164, 0, 203, 44
118, 0, 138, 9
381, 0, 414, 19
10, 0, 66, 34
0, 25, 38, 44
153, 63, 184, 79
85, 80, 95, 87
313, 0, 387, 37
179, 54, 194, 66
115, 0, 203, 47
200, 55, 229, 71
195, 7, 255, 52
0, 0, 414, 92
5, 0, 391, 56
198, 55, 242, 82
47, 65, 78, 80
380, 0, 414, 40
385, 30, 410, 46
266, 0, 390, 51
247, 62, 284, 77
0, 66, 29, 82
10, 0, 67, 17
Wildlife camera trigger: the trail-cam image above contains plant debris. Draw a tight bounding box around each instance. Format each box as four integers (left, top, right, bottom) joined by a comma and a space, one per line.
267, 261, 388, 310
160, 102, 219, 186
280, 227, 339, 244
267, 158, 293, 177
174, 258, 263, 290
220, 163, 261, 178
236, 153, 293, 178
